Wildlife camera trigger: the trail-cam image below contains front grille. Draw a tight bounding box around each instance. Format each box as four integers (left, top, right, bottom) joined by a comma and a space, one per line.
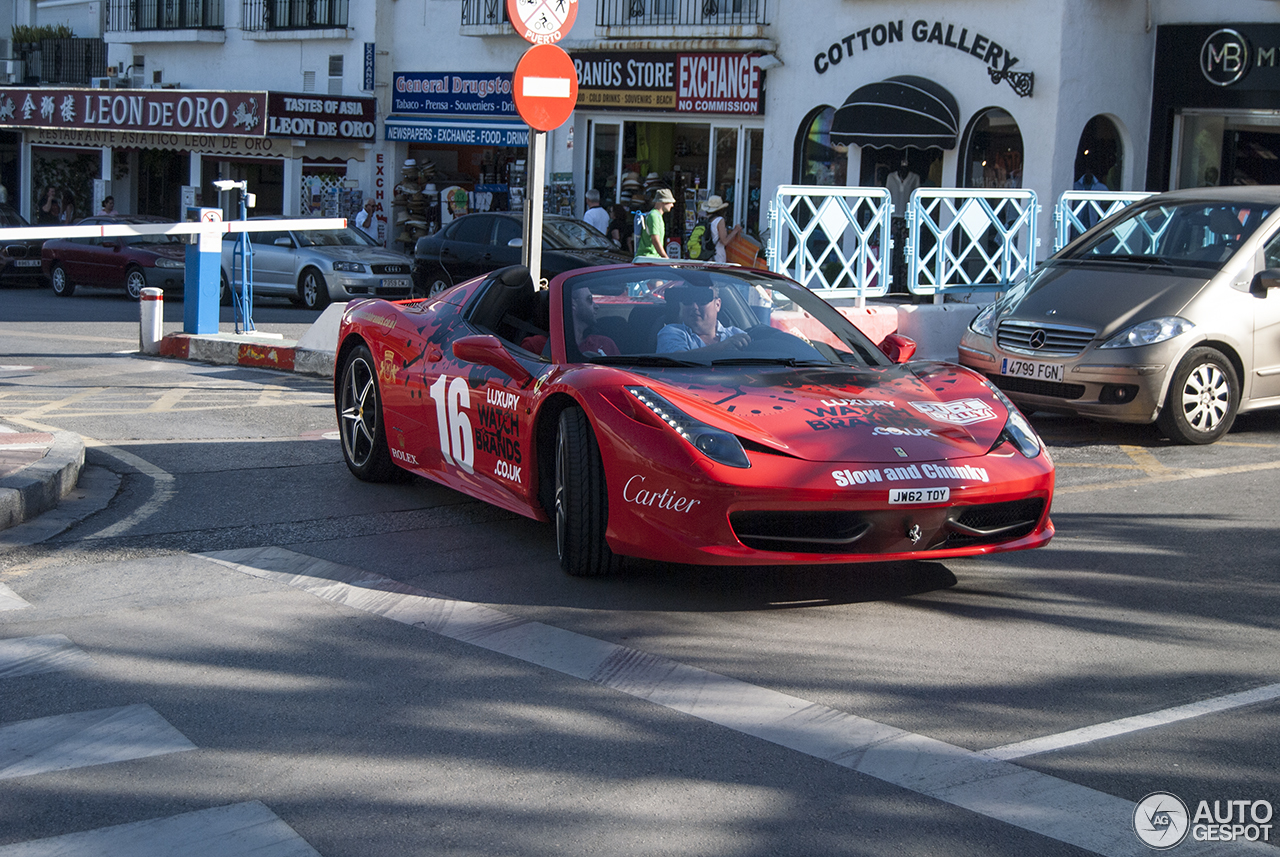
987, 373, 1086, 400
996, 320, 1095, 356
730, 510, 872, 554
3, 244, 35, 259
938, 498, 1045, 549
372, 264, 409, 275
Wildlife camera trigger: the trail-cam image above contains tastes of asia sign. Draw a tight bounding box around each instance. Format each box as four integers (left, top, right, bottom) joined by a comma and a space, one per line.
570, 51, 764, 114
0, 88, 378, 141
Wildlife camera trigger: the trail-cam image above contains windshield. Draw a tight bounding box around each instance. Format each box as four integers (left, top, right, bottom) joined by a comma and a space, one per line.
544, 218, 616, 251
295, 227, 378, 248
1062, 200, 1274, 269
558, 267, 891, 367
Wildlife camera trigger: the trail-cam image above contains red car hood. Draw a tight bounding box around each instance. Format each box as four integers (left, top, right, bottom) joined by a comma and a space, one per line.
627, 362, 1008, 463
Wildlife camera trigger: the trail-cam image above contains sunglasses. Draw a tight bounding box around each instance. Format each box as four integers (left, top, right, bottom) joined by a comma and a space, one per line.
676, 287, 716, 306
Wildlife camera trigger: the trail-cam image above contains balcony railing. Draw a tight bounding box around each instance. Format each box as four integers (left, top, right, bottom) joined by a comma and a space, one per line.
243, 0, 348, 31
461, 0, 508, 27
597, 0, 767, 28
19, 38, 108, 84
107, 0, 224, 30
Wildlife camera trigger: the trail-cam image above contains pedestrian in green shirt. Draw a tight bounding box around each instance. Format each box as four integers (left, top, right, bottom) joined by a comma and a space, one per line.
636, 188, 675, 258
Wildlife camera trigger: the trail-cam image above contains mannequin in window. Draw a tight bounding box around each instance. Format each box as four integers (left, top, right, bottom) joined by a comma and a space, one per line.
884, 156, 919, 294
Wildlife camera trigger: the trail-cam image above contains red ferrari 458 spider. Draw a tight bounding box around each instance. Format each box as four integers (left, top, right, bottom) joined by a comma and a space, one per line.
334, 262, 1054, 576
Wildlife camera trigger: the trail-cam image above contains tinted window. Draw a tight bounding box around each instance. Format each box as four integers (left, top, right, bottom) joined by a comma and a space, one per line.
493, 218, 521, 247
1065, 201, 1274, 270
449, 215, 493, 245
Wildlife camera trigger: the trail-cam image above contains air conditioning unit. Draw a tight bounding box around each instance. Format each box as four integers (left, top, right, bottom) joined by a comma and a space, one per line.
1, 60, 22, 84
91, 76, 113, 88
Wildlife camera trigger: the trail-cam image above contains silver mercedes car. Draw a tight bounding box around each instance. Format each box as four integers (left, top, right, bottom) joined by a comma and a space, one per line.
959, 187, 1280, 444
220, 221, 413, 310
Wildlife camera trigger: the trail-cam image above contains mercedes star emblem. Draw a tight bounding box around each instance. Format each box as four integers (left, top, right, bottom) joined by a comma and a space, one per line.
1028, 329, 1048, 349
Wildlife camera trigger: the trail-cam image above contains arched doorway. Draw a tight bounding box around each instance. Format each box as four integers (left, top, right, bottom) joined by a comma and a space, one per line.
793, 106, 847, 186
959, 108, 1024, 188
1074, 115, 1123, 190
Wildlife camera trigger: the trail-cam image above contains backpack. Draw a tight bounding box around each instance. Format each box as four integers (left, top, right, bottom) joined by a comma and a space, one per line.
687, 216, 715, 260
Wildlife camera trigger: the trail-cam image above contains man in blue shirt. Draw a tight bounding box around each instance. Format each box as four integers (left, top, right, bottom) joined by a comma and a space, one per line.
656, 285, 751, 354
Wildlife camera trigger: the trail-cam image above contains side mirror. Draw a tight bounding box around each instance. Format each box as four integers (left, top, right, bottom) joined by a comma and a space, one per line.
878, 333, 917, 363
274, 237, 292, 247
1250, 268, 1280, 297
507, 237, 524, 248
452, 334, 534, 386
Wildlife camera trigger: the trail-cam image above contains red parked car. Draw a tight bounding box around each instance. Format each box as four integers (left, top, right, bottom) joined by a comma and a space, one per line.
43, 215, 187, 300
334, 262, 1055, 577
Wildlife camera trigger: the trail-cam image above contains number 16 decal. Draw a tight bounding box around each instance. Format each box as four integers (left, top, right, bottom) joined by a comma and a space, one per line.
429, 375, 474, 473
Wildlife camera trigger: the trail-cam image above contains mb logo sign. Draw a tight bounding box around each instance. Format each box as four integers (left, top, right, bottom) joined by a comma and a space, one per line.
1201, 28, 1250, 86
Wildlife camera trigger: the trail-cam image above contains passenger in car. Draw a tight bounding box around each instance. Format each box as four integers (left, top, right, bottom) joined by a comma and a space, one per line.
521, 282, 618, 358
656, 285, 751, 354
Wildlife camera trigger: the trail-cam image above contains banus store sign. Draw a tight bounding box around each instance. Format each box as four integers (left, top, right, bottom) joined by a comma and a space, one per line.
570, 51, 764, 115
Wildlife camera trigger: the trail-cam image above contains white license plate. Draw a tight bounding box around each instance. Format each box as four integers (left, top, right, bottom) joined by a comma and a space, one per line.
14, 259, 41, 267
382, 278, 409, 289
1000, 357, 1064, 383
888, 487, 950, 505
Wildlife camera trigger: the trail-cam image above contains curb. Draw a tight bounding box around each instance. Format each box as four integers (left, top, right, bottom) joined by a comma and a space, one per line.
159, 333, 334, 379
0, 429, 86, 532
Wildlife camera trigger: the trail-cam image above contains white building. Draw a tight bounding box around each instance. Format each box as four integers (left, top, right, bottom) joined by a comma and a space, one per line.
2, 0, 1278, 262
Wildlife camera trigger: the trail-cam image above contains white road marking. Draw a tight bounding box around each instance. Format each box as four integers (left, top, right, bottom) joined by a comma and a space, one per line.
0, 704, 196, 780
0, 634, 93, 676
983, 681, 1280, 761
0, 801, 320, 857
0, 582, 31, 611
201, 546, 1272, 857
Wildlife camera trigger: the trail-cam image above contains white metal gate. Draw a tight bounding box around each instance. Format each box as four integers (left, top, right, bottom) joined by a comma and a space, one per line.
1053, 190, 1153, 251
767, 185, 892, 304
906, 188, 1038, 298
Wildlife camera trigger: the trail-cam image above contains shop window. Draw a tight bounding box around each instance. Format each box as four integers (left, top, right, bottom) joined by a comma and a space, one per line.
959, 108, 1023, 189
1074, 115, 1123, 191
793, 106, 847, 186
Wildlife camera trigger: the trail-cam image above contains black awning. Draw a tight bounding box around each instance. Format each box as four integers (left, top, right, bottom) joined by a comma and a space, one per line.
830, 75, 960, 151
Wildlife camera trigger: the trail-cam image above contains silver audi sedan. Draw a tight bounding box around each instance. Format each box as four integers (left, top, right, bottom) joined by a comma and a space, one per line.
220, 220, 413, 310
959, 187, 1280, 444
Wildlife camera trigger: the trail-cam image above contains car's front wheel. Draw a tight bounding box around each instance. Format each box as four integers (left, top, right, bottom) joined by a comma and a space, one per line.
219, 270, 234, 306
1156, 347, 1239, 445
555, 407, 620, 577
49, 264, 74, 297
299, 268, 330, 310
125, 266, 147, 300
337, 344, 400, 482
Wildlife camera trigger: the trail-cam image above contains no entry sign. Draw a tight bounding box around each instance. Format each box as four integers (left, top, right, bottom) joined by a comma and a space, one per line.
513, 44, 579, 132
507, 0, 578, 44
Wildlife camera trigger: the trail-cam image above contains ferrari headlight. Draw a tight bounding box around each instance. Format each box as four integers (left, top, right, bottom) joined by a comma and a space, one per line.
626, 386, 750, 469
332, 261, 367, 273
1099, 316, 1194, 349
985, 384, 1042, 458
154, 257, 184, 269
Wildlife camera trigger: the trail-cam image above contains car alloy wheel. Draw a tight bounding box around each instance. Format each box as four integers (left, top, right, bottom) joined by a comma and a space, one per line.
50, 264, 74, 297
337, 345, 400, 481
1157, 347, 1239, 445
300, 268, 330, 310
554, 407, 619, 577
125, 267, 147, 300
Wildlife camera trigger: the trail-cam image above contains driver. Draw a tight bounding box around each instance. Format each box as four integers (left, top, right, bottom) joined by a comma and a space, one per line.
656, 284, 751, 354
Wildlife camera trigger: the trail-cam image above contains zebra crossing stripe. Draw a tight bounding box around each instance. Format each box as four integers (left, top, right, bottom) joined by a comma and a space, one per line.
0, 800, 320, 857
0, 704, 195, 780
0, 582, 29, 611
0, 635, 94, 678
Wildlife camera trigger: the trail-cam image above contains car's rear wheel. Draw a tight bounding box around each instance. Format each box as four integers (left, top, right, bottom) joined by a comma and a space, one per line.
555, 407, 620, 577
299, 268, 330, 310
219, 270, 234, 306
125, 266, 146, 300
49, 264, 74, 297
1156, 347, 1239, 445
419, 265, 452, 298
337, 345, 401, 482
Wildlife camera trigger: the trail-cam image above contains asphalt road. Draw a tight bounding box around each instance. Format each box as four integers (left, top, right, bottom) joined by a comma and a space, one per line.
2, 284, 1278, 857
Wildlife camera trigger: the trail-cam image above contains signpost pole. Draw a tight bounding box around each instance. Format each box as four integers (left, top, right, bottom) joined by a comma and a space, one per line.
525, 130, 546, 289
